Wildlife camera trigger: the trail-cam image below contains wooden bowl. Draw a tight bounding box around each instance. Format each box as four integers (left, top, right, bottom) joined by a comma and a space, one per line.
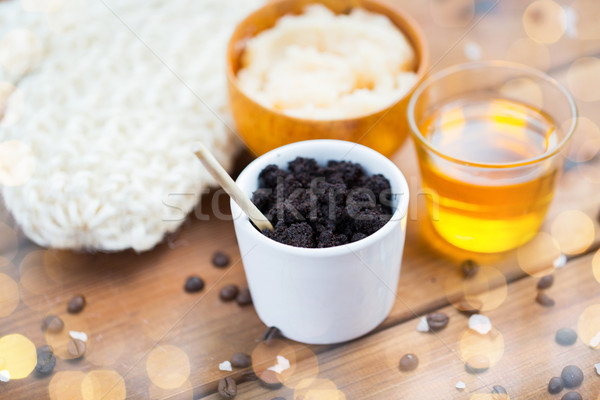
226, 0, 429, 157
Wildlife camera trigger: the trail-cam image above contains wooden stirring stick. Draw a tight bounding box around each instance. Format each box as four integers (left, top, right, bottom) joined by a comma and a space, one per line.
195, 144, 274, 232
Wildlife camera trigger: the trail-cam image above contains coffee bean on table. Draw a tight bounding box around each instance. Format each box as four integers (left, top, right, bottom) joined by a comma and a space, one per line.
184, 276, 205, 293
262, 326, 282, 345
231, 352, 251, 369
67, 338, 86, 358
259, 369, 283, 389
536, 292, 555, 307
426, 313, 449, 331
35, 346, 56, 375
461, 259, 479, 279
67, 295, 86, 314
555, 328, 578, 346
219, 284, 239, 302
398, 353, 419, 372
41, 315, 64, 333
465, 355, 490, 374
537, 275, 554, 290
218, 377, 237, 399
456, 298, 482, 315
548, 376, 564, 394
212, 251, 230, 268
561, 392, 582, 400
236, 288, 252, 306
491, 385, 508, 399
561, 365, 583, 388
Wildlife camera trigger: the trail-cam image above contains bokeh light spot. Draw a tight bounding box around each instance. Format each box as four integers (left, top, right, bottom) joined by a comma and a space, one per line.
252, 339, 297, 387
445, 266, 508, 313
523, 0, 566, 44
0, 140, 36, 186
459, 328, 505, 368
81, 370, 126, 400
146, 345, 190, 390
517, 232, 561, 277
293, 378, 346, 400
0, 334, 37, 379
567, 57, 600, 102
577, 304, 600, 348
593, 249, 600, 284
49, 371, 85, 400
0, 273, 19, 317
550, 210, 595, 255
566, 117, 600, 163
20, 249, 59, 294
569, 0, 600, 40
506, 38, 551, 71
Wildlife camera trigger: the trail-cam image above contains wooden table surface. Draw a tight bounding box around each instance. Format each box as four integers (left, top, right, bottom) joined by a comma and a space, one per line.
2, 0, 600, 399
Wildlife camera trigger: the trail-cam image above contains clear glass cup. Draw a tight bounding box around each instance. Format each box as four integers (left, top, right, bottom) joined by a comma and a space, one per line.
407, 61, 577, 253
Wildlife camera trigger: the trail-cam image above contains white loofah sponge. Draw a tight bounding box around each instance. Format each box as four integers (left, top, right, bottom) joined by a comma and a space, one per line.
0, 0, 264, 251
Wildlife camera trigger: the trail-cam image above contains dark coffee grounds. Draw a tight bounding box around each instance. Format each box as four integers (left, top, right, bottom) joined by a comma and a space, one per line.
252, 157, 393, 248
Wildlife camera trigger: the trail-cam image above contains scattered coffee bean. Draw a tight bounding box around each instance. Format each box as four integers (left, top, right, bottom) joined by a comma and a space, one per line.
238, 371, 258, 383
259, 369, 283, 390
217, 377, 237, 399
236, 288, 252, 306
219, 284, 239, 302
537, 275, 554, 290
212, 251, 230, 268
67, 338, 86, 358
555, 328, 578, 346
548, 376, 564, 394
461, 259, 479, 279
456, 298, 482, 315
231, 352, 251, 369
491, 385, 508, 400
398, 353, 419, 372
67, 295, 86, 314
465, 355, 490, 374
536, 292, 555, 307
426, 313, 449, 331
41, 315, 64, 333
35, 346, 56, 375
184, 276, 205, 293
262, 326, 282, 345
561, 392, 582, 400
561, 365, 583, 388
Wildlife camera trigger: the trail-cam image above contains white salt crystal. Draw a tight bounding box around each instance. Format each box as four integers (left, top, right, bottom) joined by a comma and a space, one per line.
416, 316, 430, 332
469, 314, 492, 335
589, 331, 600, 348
456, 381, 466, 390
218, 361, 232, 371
554, 254, 567, 268
0, 370, 10, 383
594, 362, 600, 376
267, 355, 291, 374
69, 331, 88, 342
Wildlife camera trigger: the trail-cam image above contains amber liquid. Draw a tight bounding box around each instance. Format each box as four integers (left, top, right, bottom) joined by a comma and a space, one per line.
418, 97, 559, 253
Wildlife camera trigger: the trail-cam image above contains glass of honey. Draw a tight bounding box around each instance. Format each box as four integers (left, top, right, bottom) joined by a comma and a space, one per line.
407, 62, 577, 253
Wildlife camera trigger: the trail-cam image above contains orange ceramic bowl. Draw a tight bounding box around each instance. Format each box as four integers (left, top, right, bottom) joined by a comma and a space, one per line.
226, 0, 429, 157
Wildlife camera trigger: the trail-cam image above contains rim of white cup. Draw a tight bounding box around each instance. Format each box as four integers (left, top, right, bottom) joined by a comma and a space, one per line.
232, 139, 410, 257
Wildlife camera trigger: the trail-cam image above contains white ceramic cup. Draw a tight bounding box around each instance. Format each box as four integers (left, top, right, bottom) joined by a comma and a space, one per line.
231, 140, 409, 344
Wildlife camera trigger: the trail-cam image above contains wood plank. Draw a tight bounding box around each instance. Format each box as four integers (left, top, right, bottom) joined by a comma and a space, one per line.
203, 252, 600, 399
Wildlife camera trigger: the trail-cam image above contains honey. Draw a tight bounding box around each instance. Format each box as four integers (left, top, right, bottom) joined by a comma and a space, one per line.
417, 97, 560, 253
